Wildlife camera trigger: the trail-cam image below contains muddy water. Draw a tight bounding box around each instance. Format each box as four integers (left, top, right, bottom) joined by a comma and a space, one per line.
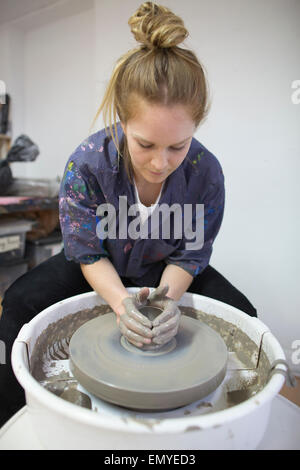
30, 305, 111, 382
180, 306, 271, 391
30, 304, 271, 411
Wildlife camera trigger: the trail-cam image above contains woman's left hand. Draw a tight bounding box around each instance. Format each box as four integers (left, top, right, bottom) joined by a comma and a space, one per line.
148, 285, 181, 346
119, 287, 153, 348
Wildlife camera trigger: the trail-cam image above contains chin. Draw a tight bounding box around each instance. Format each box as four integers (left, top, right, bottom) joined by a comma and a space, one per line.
147, 171, 169, 181
136, 169, 169, 184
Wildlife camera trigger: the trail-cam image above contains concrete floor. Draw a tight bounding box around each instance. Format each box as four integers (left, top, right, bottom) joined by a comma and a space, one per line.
280, 376, 300, 407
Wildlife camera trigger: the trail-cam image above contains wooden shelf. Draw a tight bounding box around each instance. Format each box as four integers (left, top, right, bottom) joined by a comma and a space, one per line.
0, 134, 11, 159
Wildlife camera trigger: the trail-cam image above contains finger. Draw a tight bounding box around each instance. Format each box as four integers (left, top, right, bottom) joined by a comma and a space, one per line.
127, 338, 143, 348
119, 319, 152, 345
152, 315, 180, 337
135, 287, 150, 305
119, 313, 153, 338
148, 285, 169, 301
122, 298, 152, 328
147, 298, 167, 310
147, 295, 175, 311
148, 295, 176, 312
152, 303, 180, 327
151, 326, 179, 345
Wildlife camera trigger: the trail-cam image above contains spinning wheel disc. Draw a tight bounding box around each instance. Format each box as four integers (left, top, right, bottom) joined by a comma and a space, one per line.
69, 312, 228, 410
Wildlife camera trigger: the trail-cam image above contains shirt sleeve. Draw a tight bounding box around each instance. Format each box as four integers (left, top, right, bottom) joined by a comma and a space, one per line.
59, 159, 109, 264
165, 171, 225, 277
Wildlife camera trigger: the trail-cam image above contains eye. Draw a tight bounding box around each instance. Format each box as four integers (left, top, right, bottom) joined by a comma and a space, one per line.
139, 142, 186, 151
139, 143, 153, 149
170, 146, 185, 151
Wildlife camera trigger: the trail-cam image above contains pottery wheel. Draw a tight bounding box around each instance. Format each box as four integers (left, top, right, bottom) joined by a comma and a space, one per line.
69, 309, 228, 410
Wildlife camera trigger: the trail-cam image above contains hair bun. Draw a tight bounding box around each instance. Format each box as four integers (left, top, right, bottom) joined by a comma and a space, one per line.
128, 2, 188, 50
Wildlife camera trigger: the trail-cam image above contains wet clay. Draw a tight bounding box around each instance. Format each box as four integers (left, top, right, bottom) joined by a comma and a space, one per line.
40, 374, 92, 409
68, 312, 228, 410
29, 304, 271, 411
30, 304, 111, 382
180, 306, 271, 405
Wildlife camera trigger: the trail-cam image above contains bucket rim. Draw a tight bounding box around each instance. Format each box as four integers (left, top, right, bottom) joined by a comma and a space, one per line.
11, 290, 286, 434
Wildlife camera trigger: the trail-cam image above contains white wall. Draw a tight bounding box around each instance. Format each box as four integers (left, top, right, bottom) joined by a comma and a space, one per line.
0, 24, 25, 142
22, 5, 95, 179
96, 0, 300, 368
0, 0, 95, 179
0, 0, 299, 365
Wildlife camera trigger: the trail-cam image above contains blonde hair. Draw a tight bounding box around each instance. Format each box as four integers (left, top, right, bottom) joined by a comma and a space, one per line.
90, 2, 211, 181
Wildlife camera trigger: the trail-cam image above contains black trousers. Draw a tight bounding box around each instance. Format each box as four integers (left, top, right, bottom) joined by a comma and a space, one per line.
0, 249, 256, 427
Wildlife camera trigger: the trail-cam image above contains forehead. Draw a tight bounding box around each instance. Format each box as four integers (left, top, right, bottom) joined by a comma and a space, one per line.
126, 98, 195, 144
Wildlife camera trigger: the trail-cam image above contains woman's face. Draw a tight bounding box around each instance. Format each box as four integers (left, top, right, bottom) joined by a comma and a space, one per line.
121, 98, 196, 186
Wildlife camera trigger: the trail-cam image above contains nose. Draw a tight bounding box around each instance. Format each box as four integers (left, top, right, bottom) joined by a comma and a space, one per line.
150, 150, 168, 172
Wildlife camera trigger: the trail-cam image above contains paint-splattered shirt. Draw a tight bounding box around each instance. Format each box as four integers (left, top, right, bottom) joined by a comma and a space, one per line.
59, 123, 225, 287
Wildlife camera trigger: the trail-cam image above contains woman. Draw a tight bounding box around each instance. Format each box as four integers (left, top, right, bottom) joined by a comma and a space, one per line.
0, 2, 256, 427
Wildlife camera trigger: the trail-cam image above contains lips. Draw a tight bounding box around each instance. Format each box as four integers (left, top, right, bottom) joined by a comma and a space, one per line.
149, 170, 165, 176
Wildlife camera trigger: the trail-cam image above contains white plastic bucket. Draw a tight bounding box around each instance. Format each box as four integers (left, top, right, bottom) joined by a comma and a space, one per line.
11, 290, 286, 450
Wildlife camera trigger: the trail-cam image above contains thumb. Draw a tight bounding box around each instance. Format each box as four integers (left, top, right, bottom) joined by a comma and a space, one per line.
136, 287, 150, 305
149, 285, 169, 301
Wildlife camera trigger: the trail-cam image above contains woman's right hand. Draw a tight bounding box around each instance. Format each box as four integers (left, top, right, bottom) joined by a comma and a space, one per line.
114, 287, 153, 348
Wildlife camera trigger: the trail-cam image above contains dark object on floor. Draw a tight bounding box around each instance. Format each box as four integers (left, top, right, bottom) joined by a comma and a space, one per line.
0, 159, 13, 195
6, 135, 39, 163
0, 94, 10, 134
0, 133, 40, 196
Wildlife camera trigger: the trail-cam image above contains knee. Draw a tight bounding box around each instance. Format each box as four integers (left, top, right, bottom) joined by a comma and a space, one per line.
1, 274, 39, 324
2, 278, 22, 308
233, 291, 257, 318
242, 302, 257, 318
